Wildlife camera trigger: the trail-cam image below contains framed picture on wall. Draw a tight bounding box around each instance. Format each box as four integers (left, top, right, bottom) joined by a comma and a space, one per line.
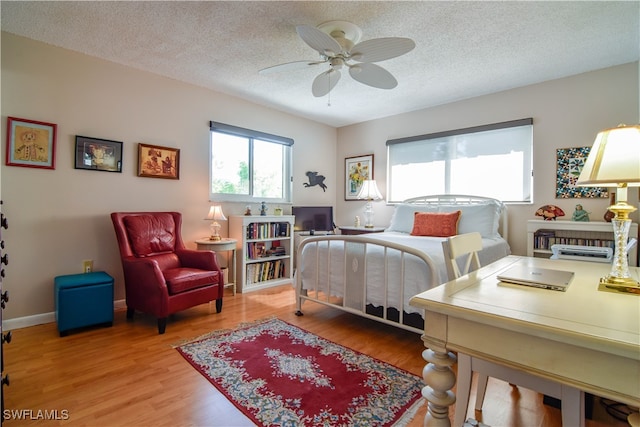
345, 154, 373, 200
137, 143, 180, 179
556, 147, 608, 198
5, 116, 57, 169
74, 135, 123, 172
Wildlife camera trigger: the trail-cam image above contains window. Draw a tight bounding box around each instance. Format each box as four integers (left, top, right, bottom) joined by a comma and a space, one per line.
387, 118, 533, 203
210, 122, 293, 203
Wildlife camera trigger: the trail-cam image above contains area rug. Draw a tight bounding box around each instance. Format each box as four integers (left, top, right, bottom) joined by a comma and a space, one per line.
176, 318, 424, 426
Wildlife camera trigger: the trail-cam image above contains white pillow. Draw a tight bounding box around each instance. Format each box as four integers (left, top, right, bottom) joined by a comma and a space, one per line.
386, 203, 438, 233
439, 202, 502, 238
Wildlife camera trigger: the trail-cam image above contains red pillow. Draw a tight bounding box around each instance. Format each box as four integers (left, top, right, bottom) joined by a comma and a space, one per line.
410, 211, 461, 237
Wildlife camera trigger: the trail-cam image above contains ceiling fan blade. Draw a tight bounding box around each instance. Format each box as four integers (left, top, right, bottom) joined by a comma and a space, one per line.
349, 63, 397, 89
259, 60, 326, 75
296, 25, 343, 57
350, 37, 416, 63
312, 69, 341, 97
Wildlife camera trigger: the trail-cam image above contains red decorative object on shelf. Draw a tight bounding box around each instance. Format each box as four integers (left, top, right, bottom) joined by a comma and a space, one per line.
535, 205, 565, 221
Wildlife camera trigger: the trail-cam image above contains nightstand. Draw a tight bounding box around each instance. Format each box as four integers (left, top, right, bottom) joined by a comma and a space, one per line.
195, 238, 237, 295
338, 226, 386, 235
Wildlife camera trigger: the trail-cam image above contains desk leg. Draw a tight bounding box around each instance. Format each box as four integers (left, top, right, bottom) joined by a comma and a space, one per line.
421, 348, 457, 427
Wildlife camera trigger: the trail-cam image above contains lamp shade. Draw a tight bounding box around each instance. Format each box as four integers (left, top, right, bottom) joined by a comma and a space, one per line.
576, 124, 640, 187
356, 180, 383, 201
206, 205, 227, 221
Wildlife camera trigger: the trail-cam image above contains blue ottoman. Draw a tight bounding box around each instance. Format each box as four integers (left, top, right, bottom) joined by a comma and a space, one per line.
54, 271, 114, 337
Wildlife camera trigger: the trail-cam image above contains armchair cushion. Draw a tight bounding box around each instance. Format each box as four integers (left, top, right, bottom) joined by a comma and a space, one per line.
164, 268, 220, 294
123, 213, 176, 257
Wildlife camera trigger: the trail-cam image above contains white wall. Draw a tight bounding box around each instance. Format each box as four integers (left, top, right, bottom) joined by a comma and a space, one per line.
336, 62, 639, 257
1, 33, 337, 321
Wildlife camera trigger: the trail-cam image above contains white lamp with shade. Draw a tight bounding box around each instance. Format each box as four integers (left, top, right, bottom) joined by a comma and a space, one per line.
206, 205, 227, 241
576, 124, 640, 294
356, 179, 383, 228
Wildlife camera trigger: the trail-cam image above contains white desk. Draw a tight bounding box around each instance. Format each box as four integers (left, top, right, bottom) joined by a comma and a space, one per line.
409, 256, 640, 426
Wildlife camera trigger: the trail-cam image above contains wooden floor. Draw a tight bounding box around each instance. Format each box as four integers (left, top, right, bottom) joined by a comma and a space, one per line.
3, 285, 630, 426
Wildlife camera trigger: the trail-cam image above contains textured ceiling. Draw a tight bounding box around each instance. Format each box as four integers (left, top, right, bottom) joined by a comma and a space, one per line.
2, 1, 639, 128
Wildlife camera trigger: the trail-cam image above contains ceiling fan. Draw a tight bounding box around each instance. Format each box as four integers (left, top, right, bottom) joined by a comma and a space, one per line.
259, 21, 416, 97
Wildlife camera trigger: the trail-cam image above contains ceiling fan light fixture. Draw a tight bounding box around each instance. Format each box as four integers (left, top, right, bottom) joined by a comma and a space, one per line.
263, 20, 415, 97
318, 21, 362, 45
330, 30, 354, 53
330, 58, 344, 69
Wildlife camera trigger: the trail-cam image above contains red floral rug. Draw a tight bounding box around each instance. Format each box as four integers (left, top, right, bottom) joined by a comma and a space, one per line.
176, 318, 424, 426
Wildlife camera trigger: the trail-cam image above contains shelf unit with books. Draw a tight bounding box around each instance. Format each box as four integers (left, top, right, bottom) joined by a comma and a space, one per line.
229, 215, 295, 293
526, 219, 638, 266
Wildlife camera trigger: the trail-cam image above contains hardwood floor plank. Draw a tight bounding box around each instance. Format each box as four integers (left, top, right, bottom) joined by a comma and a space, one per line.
3, 285, 630, 426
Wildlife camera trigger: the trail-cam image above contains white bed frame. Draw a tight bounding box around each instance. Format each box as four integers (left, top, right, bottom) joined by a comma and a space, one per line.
294, 195, 509, 334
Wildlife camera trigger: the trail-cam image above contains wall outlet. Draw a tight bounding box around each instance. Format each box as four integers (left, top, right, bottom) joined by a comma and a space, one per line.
83, 260, 93, 273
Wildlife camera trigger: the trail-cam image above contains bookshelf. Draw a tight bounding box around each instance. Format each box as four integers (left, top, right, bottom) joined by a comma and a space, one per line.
527, 220, 638, 266
229, 215, 295, 293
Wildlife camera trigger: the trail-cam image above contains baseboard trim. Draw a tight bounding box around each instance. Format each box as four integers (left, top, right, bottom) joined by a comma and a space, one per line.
2, 299, 126, 331
3, 312, 55, 331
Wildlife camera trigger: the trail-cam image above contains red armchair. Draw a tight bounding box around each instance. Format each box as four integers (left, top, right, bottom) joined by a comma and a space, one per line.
111, 212, 224, 334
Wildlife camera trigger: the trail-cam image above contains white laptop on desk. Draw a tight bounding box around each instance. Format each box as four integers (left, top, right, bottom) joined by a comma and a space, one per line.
497, 264, 575, 292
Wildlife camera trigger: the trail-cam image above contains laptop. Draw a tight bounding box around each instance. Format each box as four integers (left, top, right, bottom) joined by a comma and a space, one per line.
497, 264, 574, 292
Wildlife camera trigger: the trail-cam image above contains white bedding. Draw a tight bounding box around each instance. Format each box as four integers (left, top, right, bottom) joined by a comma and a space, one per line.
298, 231, 510, 316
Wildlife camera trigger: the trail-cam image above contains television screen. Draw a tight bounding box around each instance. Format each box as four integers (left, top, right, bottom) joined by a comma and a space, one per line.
292, 206, 334, 232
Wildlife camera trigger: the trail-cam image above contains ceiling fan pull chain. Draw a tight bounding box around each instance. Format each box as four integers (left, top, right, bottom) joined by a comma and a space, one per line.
327, 72, 332, 106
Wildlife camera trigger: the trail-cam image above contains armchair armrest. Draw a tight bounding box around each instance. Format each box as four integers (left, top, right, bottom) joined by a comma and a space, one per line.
121, 257, 170, 315
176, 249, 222, 272
122, 257, 168, 293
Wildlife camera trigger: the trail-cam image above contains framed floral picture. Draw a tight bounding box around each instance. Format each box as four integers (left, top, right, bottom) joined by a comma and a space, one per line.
5, 116, 57, 169
137, 143, 180, 179
556, 147, 608, 198
345, 154, 373, 200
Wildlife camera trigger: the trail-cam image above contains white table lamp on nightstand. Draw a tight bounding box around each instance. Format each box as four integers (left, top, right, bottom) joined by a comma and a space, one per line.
206, 205, 227, 241
357, 179, 383, 228
577, 124, 640, 294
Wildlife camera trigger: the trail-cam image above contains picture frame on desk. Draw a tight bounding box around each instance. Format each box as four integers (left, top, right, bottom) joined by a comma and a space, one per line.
74, 136, 123, 173
5, 116, 57, 169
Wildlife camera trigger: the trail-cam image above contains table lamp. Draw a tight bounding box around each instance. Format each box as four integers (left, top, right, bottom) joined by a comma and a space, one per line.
356, 179, 383, 228
206, 205, 227, 241
576, 124, 640, 294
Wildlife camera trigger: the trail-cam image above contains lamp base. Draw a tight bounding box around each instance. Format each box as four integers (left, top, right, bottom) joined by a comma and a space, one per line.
209, 221, 221, 241
598, 275, 640, 295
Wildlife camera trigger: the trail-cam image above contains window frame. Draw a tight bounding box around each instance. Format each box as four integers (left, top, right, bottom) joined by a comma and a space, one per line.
209, 121, 293, 203
386, 118, 533, 204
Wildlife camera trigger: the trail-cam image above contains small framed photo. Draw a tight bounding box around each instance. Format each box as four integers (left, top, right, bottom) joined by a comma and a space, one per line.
138, 143, 180, 179
6, 116, 57, 169
75, 136, 123, 172
345, 154, 374, 200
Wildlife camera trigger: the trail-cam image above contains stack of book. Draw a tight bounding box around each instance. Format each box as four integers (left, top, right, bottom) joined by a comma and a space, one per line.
266, 246, 286, 257
246, 260, 285, 284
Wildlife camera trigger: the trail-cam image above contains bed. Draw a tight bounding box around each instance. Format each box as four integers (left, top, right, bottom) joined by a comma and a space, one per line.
294, 195, 511, 333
